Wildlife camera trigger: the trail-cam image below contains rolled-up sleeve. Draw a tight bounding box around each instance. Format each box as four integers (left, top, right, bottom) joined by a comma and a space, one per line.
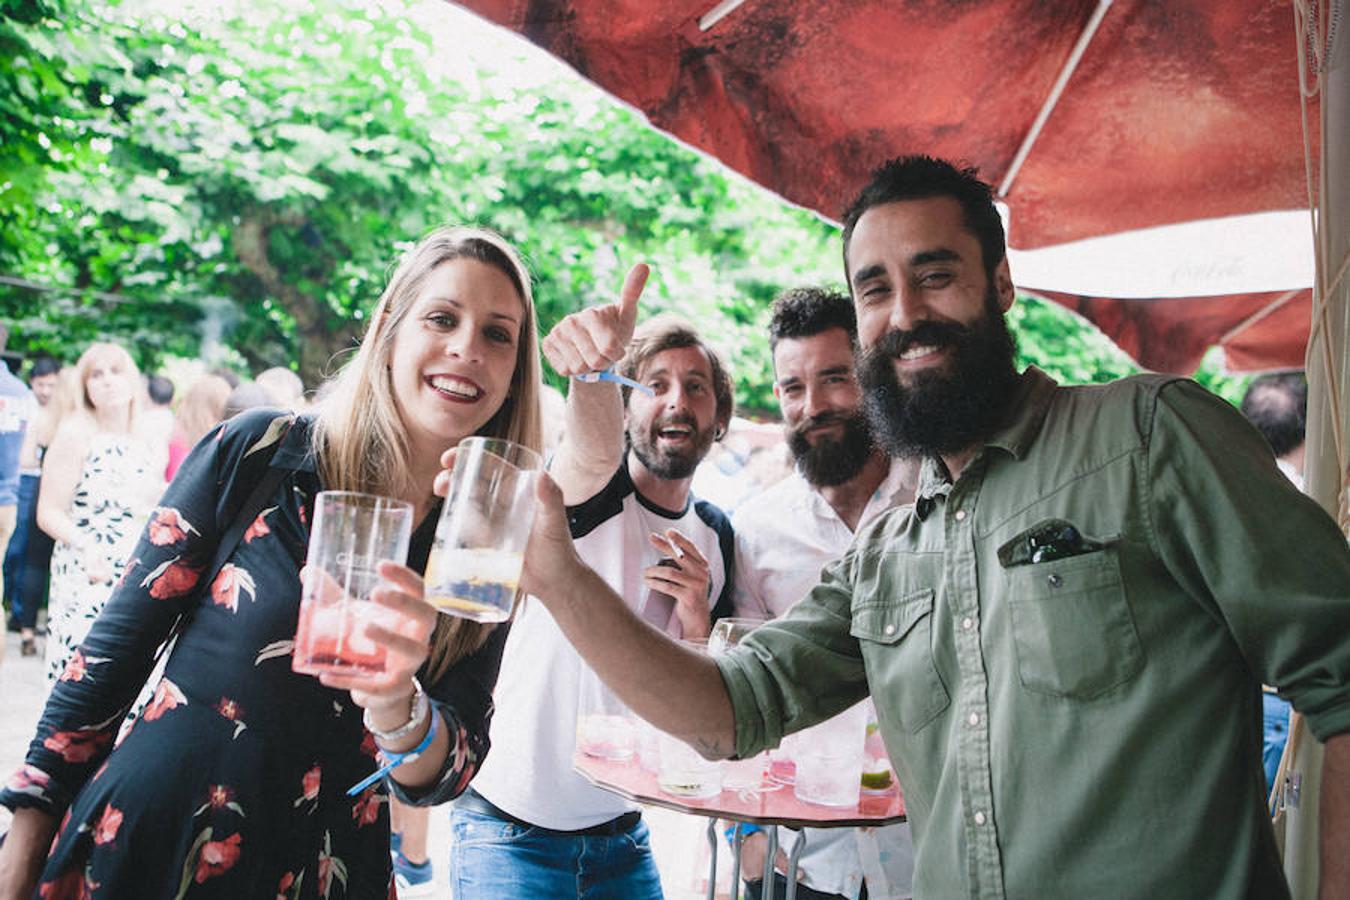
715, 555, 869, 760
1145, 381, 1350, 741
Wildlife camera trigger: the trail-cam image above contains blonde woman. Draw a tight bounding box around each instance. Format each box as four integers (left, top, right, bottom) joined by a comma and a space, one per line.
0, 227, 543, 899
35, 344, 166, 683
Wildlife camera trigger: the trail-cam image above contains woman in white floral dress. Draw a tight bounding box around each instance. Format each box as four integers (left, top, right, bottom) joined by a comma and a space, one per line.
36, 342, 166, 683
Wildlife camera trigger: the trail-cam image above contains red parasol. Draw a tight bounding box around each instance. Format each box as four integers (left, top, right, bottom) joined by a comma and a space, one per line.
452, 0, 1316, 372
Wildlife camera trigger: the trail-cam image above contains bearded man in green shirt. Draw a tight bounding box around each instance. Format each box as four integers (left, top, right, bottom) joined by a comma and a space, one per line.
472, 155, 1350, 899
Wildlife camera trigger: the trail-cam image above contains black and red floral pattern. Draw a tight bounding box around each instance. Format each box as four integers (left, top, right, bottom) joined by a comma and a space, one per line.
2, 410, 508, 898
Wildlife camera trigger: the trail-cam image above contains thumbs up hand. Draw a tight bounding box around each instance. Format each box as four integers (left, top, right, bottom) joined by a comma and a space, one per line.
542, 263, 650, 377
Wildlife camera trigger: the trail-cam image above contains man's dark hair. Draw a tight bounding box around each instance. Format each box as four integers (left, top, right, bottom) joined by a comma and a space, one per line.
768, 287, 856, 354
147, 374, 175, 406
1240, 372, 1307, 458
841, 155, 1006, 282
28, 355, 59, 380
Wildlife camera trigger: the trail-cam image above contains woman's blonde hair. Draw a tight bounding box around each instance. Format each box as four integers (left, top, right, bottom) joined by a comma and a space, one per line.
176, 374, 233, 446
312, 226, 543, 678
74, 342, 142, 425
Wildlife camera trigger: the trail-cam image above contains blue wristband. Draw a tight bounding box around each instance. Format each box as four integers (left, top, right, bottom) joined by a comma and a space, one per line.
723, 822, 763, 846
573, 368, 655, 396
346, 706, 440, 796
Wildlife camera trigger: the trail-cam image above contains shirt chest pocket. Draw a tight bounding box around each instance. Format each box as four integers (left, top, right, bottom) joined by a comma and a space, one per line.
850, 589, 950, 733
1005, 544, 1143, 699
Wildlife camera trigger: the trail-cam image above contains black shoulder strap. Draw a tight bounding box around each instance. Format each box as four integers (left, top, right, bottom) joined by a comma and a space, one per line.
204, 462, 291, 589
151, 422, 297, 666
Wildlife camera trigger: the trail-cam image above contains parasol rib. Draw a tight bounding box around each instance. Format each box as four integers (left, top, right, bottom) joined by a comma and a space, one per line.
699, 0, 752, 32
998, 0, 1115, 199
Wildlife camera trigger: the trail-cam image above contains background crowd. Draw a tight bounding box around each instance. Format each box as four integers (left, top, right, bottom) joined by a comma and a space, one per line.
0, 335, 315, 673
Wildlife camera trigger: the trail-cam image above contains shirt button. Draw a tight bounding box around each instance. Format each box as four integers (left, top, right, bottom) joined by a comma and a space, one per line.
961, 617, 974, 630
967, 712, 980, 726
884, 624, 896, 636
954, 510, 967, 522
974, 811, 987, 825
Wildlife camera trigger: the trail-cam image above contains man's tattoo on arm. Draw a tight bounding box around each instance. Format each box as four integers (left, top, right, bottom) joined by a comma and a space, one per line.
695, 736, 732, 760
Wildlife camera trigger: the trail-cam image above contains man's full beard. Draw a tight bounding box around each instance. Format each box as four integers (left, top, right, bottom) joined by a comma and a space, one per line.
856, 289, 1020, 460
628, 411, 716, 480
787, 410, 875, 487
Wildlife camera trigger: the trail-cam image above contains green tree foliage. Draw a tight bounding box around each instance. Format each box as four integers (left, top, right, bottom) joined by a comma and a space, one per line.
0, 0, 1251, 412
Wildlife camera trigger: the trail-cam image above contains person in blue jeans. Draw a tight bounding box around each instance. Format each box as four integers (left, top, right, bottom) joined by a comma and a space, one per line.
4, 355, 59, 655
454, 274, 737, 898
1239, 372, 1308, 795
0, 345, 38, 656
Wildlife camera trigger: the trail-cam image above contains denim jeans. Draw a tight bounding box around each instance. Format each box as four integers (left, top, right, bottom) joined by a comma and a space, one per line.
450, 804, 664, 900
1262, 692, 1292, 794
3, 473, 38, 626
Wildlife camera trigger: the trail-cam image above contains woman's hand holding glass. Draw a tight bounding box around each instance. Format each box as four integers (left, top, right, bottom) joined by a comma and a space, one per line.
312, 561, 438, 730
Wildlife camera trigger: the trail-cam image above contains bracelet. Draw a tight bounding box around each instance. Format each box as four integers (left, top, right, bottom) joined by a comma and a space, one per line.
346, 703, 440, 796
362, 678, 429, 743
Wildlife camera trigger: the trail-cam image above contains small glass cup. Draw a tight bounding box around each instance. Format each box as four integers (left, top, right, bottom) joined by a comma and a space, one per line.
860, 699, 897, 794
707, 616, 761, 656
657, 640, 723, 799
793, 701, 869, 808
708, 617, 769, 790
425, 437, 542, 622
293, 491, 414, 678
576, 665, 637, 762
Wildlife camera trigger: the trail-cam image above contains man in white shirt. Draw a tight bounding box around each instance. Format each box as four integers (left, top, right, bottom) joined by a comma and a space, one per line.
454, 265, 736, 898
732, 287, 916, 900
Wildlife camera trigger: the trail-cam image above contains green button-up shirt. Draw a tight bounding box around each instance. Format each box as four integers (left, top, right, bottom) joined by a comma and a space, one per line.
716, 368, 1350, 899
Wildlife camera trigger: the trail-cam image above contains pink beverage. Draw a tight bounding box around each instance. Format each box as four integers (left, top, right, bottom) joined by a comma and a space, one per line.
291, 491, 413, 678
294, 596, 396, 675
576, 713, 637, 761
768, 756, 797, 785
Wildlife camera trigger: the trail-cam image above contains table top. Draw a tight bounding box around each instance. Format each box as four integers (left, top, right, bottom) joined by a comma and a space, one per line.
573, 752, 906, 829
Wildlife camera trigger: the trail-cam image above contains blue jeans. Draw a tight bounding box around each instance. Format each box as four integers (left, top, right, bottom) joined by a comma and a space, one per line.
450, 804, 664, 899
1263, 693, 1292, 794
3, 474, 39, 627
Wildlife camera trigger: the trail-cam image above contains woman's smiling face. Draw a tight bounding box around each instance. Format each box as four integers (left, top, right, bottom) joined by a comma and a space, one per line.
388, 258, 524, 459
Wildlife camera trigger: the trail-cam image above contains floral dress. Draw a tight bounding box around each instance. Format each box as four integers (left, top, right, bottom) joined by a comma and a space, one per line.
44, 432, 162, 684
2, 409, 508, 899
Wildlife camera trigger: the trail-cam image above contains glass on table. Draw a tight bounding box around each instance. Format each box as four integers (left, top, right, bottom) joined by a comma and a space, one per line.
860, 699, 898, 794
708, 616, 771, 790
576, 664, 637, 762
707, 616, 762, 656
793, 700, 869, 808
424, 437, 542, 622
657, 639, 724, 799
292, 491, 414, 678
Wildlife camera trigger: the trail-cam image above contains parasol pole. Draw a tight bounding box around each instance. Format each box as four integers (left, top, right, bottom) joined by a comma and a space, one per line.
1285, 0, 1348, 896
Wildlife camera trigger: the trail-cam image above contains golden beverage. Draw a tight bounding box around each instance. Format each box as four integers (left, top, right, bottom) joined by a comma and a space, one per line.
425, 546, 523, 622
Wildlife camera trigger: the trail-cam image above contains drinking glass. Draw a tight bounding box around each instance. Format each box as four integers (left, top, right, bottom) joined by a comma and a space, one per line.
576, 665, 637, 761
707, 616, 761, 656
708, 617, 769, 790
657, 640, 723, 799
793, 700, 869, 808
425, 437, 542, 622
293, 491, 414, 678
860, 699, 898, 794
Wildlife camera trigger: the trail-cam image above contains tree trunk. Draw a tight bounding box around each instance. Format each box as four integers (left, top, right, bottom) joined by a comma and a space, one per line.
231, 210, 359, 388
